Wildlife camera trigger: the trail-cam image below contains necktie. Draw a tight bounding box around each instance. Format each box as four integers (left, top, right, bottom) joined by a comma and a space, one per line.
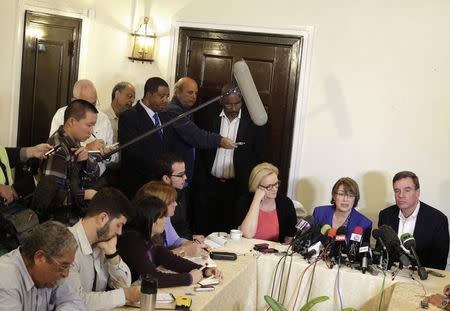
153, 113, 163, 139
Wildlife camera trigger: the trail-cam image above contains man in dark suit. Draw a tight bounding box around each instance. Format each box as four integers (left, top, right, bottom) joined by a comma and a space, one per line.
378, 171, 449, 270
163, 77, 236, 181
118, 77, 172, 198
192, 85, 267, 234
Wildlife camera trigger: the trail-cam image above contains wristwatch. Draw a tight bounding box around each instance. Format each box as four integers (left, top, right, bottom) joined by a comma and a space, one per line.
441, 298, 449, 310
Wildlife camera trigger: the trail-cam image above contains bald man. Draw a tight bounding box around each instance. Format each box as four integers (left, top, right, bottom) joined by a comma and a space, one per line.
48, 79, 115, 174
164, 77, 235, 181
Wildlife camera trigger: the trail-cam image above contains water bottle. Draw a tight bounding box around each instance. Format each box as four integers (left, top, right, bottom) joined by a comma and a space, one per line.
140, 274, 158, 311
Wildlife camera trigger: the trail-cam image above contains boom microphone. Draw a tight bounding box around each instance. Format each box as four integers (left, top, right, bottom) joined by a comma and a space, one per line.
232, 60, 268, 126
400, 233, 428, 280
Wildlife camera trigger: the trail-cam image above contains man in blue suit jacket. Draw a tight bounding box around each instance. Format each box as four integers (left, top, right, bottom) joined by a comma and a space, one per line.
378, 171, 449, 270
118, 77, 172, 198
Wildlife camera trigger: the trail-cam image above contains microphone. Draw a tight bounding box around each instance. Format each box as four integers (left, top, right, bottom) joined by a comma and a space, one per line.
295, 215, 314, 234
359, 242, 371, 274
232, 60, 268, 126
348, 226, 364, 264
400, 233, 428, 280
333, 226, 347, 260
377, 225, 411, 268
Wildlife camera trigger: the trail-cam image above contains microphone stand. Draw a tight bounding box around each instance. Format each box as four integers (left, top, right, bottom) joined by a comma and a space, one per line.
99, 88, 239, 162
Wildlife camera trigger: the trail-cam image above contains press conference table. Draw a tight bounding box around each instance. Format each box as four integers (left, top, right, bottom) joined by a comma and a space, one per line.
115, 236, 450, 311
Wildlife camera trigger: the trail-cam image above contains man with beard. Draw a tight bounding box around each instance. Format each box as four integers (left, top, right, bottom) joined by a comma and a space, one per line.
66, 188, 140, 310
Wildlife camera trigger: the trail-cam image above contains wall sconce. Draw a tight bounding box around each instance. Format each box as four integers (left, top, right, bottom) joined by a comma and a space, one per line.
129, 17, 156, 63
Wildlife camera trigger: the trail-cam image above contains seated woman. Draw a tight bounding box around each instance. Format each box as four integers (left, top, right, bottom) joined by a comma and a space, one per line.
117, 196, 221, 287
313, 177, 372, 243
135, 181, 208, 258
236, 162, 297, 243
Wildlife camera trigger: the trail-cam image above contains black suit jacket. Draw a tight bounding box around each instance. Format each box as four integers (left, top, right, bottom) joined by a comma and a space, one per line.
378, 201, 449, 270
194, 105, 267, 193
118, 101, 173, 198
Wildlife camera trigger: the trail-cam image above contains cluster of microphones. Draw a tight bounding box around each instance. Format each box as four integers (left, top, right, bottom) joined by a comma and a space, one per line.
291, 216, 428, 280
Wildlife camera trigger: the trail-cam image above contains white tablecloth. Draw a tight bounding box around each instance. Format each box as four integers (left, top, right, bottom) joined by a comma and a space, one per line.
114, 236, 450, 310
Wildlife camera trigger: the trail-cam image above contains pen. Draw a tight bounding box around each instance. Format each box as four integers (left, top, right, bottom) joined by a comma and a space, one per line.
92, 133, 97, 139
235, 142, 245, 146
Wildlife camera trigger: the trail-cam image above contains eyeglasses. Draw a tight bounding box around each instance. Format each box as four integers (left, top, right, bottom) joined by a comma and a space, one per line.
48, 256, 74, 273
259, 181, 281, 191
171, 172, 186, 178
336, 192, 356, 199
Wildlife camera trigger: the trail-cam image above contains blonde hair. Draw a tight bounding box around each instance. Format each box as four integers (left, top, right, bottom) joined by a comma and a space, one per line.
135, 181, 177, 205
248, 162, 279, 192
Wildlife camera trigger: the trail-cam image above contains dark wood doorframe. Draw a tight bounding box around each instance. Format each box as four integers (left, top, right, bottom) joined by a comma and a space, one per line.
17, 10, 82, 148
175, 27, 303, 195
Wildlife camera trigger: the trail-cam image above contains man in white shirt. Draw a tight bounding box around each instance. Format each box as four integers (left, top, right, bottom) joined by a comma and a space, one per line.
102, 82, 135, 142
66, 187, 140, 310
193, 84, 267, 234
49, 79, 115, 174
0, 221, 84, 310
378, 171, 449, 269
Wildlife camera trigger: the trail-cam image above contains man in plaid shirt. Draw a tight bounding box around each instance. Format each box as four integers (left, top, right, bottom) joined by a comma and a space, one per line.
33, 99, 100, 225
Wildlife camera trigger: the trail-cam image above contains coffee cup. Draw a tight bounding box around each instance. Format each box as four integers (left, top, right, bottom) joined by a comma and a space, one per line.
230, 229, 242, 240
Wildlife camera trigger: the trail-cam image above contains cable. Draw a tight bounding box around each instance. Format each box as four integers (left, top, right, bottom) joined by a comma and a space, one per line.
336, 257, 344, 311
306, 260, 318, 302
377, 251, 389, 311
280, 251, 295, 305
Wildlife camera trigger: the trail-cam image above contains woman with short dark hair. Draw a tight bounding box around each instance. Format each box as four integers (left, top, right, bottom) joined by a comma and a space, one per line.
117, 196, 221, 288
313, 177, 372, 243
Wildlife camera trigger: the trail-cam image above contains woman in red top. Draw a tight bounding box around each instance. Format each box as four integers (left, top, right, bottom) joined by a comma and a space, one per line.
237, 163, 297, 243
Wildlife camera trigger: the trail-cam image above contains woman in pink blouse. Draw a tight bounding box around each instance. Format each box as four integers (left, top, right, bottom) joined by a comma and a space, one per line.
237, 163, 297, 243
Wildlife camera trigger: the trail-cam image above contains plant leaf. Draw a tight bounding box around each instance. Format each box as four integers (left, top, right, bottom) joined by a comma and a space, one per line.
299, 296, 329, 311
264, 295, 288, 311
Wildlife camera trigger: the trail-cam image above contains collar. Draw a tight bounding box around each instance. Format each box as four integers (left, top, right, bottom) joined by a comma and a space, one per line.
139, 100, 156, 118
107, 104, 118, 120
15, 248, 36, 291
219, 109, 242, 120
57, 125, 80, 148
71, 220, 94, 256
398, 201, 420, 221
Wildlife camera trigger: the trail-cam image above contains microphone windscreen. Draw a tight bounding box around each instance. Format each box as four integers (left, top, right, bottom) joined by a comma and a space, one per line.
353, 226, 364, 235
320, 224, 331, 235
400, 232, 413, 243
232, 60, 268, 126
336, 226, 347, 235
372, 228, 382, 239
327, 227, 337, 238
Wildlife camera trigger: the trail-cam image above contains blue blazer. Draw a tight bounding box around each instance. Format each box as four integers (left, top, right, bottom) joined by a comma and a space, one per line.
313, 205, 372, 243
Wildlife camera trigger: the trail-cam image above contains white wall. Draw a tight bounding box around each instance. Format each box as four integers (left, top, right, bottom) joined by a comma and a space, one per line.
1, 0, 449, 263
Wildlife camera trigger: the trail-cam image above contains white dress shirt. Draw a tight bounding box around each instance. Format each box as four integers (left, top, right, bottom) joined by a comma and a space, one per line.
139, 100, 163, 132
67, 221, 131, 311
0, 248, 85, 311
101, 105, 118, 143
49, 106, 116, 174
211, 110, 241, 179
397, 201, 420, 239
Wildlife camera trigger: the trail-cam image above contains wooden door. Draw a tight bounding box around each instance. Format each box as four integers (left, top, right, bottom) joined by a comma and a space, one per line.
17, 10, 81, 147
176, 28, 302, 194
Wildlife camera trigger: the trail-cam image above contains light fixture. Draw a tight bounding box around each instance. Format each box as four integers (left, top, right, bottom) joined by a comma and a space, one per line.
129, 17, 156, 63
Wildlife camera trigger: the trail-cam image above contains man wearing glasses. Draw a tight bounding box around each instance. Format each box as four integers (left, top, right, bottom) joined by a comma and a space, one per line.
0, 221, 85, 310
193, 84, 267, 234
378, 171, 449, 270
66, 187, 140, 310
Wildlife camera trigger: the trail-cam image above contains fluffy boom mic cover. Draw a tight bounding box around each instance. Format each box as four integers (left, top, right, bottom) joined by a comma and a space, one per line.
232, 60, 268, 126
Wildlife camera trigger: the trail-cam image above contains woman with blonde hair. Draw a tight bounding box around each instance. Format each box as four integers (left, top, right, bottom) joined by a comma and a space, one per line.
135, 181, 208, 257
236, 162, 297, 243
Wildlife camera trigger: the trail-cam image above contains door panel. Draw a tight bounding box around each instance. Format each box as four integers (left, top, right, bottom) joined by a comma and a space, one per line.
18, 10, 81, 147
177, 28, 302, 194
